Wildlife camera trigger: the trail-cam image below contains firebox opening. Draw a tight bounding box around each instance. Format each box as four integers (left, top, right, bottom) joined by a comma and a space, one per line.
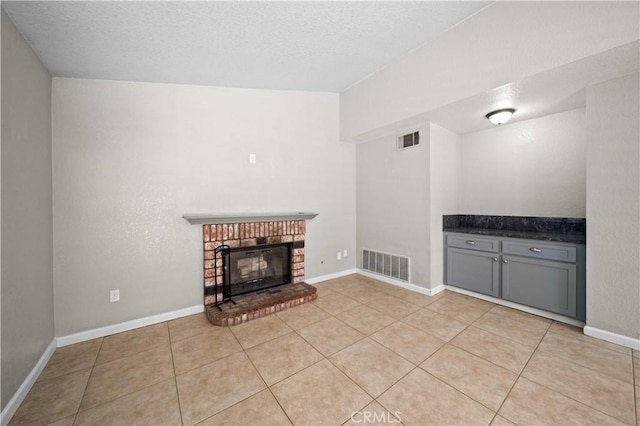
225, 243, 292, 297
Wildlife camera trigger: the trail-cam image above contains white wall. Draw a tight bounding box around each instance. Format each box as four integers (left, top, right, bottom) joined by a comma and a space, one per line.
428, 123, 460, 288
1, 10, 54, 410
458, 109, 586, 217
356, 125, 430, 287
52, 78, 355, 336
585, 73, 639, 340
340, 1, 639, 141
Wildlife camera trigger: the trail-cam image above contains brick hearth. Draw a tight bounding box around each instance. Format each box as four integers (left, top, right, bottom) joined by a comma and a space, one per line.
205, 282, 317, 326
201, 220, 313, 325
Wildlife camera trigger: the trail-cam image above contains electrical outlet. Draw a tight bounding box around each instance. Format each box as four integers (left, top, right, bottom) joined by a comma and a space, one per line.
337, 252, 341, 260
110, 289, 120, 303
343, 249, 348, 257
249, 153, 256, 164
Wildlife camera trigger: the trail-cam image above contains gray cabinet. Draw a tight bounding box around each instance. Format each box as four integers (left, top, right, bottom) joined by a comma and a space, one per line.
502, 256, 577, 317
444, 232, 585, 320
446, 248, 500, 297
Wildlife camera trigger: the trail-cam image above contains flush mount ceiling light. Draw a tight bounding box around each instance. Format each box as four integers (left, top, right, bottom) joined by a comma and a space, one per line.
486, 108, 516, 125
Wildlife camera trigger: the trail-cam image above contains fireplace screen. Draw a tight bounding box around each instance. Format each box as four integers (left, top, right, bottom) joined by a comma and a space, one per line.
224, 243, 291, 296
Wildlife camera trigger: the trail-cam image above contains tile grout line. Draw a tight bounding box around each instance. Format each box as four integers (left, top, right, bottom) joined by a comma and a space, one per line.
71, 337, 105, 426
487, 318, 552, 425
319, 298, 475, 419
265, 387, 295, 426
167, 322, 185, 426
405, 316, 525, 416
323, 336, 409, 401
632, 352, 637, 426
292, 314, 368, 358
495, 320, 634, 425
321, 351, 385, 422
510, 351, 632, 425
194, 323, 278, 425
467, 316, 548, 352
289, 306, 404, 423
245, 332, 324, 388
370, 363, 422, 409
313, 299, 364, 317
397, 315, 454, 343
446, 341, 520, 377
228, 317, 294, 351
249, 314, 373, 426
448, 324, 541, 375
238, 330, 297, 426
169, 338, 244, 377
420, 341, 519, 414
367, 319, 432, 366
275, 305, 333, 334
310, 285, 492, 415
546, 327, 632, 356
534, 344, 635, 385
486, 304, 553, 330
74, 333, 176, 421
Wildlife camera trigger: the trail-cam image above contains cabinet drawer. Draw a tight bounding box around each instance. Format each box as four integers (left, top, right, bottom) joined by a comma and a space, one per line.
446, 235, 500, 252
502, 240, 576, 262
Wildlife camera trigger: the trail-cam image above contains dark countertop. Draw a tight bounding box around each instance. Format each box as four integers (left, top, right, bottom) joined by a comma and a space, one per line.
444, 228, 586, 244
443, 215, 586, 245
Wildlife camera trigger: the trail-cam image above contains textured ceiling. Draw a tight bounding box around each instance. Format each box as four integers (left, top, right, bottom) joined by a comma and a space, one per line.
2, 1, 491, 92
427, 41, 640, 134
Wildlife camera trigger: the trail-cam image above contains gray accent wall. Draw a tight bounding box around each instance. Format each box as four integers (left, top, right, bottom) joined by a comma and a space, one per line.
586, 73, 640, 339
356, 123, 459, 291
458, 109, 587, 217
1, 10, 54, 410
52, 78, 355, 336
356, 125, 430, 287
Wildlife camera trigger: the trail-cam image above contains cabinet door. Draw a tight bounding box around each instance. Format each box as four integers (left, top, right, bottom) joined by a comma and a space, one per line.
446, 248, 500, 297
502, 256, 577, 317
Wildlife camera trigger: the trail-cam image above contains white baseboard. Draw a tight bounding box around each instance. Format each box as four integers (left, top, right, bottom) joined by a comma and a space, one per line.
429, 284, 446, 296
3, 304, 205, 424
584, 326, 640, 350
445, 286, 586, 327
306, 269, 357, 284
1, 339, 56, 426
355, 269, 442, 296
56, 304, 204, 347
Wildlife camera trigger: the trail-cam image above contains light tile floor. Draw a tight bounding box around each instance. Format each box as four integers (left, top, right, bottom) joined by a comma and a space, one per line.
9, 274, 639, 426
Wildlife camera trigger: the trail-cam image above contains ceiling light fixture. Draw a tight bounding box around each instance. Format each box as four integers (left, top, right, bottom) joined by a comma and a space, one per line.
486, 108, 516, 125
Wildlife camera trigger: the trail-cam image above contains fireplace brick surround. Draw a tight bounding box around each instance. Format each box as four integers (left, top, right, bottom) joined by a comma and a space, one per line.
201, 220, 317, 325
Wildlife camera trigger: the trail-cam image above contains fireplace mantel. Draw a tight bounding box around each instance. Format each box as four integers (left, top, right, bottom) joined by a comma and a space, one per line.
183, 212, 318, 225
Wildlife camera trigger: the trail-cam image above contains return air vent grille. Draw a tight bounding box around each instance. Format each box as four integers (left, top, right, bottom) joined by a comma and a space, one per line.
397, 131, 420, 150
362, 249, 409, 281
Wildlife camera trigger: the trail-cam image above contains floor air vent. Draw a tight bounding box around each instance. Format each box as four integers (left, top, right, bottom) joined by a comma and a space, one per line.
362, 249, 409, 281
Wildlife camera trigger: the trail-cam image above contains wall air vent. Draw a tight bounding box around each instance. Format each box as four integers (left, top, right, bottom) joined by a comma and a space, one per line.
397, 130, 420, 150
362, 248, 409, 282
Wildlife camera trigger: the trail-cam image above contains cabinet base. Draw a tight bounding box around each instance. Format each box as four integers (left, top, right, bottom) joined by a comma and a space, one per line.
445, 285, 585, 327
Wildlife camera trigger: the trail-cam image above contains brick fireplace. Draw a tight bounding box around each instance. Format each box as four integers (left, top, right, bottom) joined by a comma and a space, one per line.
183, 213, 320, 326
202, 220, 307, 305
